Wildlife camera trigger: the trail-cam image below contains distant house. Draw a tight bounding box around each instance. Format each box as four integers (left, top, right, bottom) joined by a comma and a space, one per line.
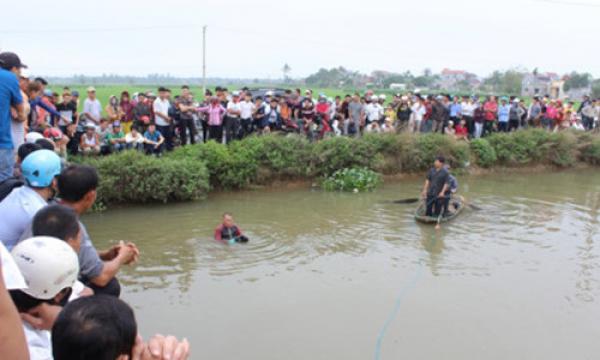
565, 86, 592, 101
522, 72, 591, 100
389, 83, 407, 91
437, 68, 479, 91
521, 72, 560, 98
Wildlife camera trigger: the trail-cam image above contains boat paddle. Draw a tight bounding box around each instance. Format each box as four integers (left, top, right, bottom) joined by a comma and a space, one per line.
391, 198, 420, 204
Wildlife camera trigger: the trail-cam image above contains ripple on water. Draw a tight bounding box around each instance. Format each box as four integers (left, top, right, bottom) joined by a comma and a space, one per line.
108, 182, 600, 302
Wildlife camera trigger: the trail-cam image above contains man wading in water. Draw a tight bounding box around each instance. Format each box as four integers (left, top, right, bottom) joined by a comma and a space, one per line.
421, 156, 450, 217
214, 213, 248, 244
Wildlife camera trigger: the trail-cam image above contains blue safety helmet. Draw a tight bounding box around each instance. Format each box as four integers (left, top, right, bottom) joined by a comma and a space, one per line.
21, 149, 61, 188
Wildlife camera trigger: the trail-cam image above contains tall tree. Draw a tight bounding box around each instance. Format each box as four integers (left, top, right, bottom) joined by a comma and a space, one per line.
564, 72, 591, 91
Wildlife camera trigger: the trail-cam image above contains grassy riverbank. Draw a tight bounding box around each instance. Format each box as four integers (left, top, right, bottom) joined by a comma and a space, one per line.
77, 129, 600, 206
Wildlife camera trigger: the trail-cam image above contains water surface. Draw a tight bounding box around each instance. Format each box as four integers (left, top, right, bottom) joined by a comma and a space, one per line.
85, 169, 600, 359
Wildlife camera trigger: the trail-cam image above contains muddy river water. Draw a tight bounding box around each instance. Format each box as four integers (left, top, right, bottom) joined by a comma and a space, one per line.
85, 169, 600, 359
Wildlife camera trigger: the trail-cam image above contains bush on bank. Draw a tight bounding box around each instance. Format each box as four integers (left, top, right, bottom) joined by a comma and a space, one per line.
77, 151, 210, 205
77, 129, 600, 204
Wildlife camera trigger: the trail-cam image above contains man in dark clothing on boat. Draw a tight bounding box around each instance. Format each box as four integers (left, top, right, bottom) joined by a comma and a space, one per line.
421, 156, 450, 217
214, 213, 248, 244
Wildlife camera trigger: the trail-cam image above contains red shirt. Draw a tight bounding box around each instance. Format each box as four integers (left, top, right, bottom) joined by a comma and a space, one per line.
214, 224, 242, 241
455, 125, 468, 137
483, 101, 498, 122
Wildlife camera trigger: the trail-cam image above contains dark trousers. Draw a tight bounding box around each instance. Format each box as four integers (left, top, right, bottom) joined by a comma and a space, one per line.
144, 143, 163, 155
208, 125, 223, 142
83, 277, 121, 297
157, 125, 173, 151
483, 121, 495, 137
508, 119, 519, 132
199, 120, 208, 143
582, 116, 594, 130
498, 121, 509, 132
178, 118, 197, 145
240, 118, 253, 138
224, 116, 240, 143
463, 116, 474, 135
67, 131, 82, 156
425, 195, 444, 217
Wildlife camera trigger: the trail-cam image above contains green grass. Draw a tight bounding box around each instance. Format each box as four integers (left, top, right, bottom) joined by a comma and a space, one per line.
51, 84, 396, 116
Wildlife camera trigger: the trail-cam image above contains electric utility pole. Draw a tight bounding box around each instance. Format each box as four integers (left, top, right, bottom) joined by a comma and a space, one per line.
202, 25, 207, 96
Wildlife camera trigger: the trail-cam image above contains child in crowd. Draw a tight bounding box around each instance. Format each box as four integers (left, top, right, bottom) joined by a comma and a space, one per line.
445, 120, 456, 137
80, 125, 100, 155
455, 119, 469, 141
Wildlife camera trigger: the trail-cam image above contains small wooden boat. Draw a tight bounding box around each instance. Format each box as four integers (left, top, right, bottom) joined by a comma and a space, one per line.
414, 196, 465, 224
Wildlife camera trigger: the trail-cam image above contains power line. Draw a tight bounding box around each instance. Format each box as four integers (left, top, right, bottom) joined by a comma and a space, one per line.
534, 0, 600, 7
0, 24, 198, 35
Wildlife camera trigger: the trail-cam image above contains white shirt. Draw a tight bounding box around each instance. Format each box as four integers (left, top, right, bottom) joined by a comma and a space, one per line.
23, 323, 52, 360
20, 280, 85, 360
461, 102, 477, 117
239, 101, 255, 119
0, 187, 47, 251
411, 103, 426, 121
153, 98, 171, 126
366, 103, 382, 122
0, 241, 26, 290
83, 98, 102, 126
226, 101, 242, 118
125, 132, 145, 144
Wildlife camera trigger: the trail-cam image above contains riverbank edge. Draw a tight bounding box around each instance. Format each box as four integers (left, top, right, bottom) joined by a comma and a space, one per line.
241, 163, 594, 192
76, 129, 600, 206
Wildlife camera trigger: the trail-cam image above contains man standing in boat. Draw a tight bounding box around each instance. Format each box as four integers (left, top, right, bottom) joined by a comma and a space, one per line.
421, 156, 450, 217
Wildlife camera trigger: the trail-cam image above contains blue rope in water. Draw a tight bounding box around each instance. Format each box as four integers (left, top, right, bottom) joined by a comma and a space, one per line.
374, 262, 425, 360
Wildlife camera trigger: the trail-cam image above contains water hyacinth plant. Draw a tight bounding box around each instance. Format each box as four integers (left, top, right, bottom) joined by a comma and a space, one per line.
322, 167, 382, 192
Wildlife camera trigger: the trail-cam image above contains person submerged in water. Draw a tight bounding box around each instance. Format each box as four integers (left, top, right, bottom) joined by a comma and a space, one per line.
214, 213, 249, 244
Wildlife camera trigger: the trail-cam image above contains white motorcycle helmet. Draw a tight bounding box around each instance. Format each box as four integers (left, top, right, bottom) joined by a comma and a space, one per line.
25, 132, 44, 144
11, 237, 79, 300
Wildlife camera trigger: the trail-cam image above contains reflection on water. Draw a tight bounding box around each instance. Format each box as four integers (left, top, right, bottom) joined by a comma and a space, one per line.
85, 169, 600, 359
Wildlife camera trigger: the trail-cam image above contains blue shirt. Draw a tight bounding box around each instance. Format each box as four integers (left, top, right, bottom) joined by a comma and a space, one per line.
30, 96, 61, 125
498, 104, 511, 123
0, 69, 23, 149
449, 103, 462, 118
144, 130, 162, 142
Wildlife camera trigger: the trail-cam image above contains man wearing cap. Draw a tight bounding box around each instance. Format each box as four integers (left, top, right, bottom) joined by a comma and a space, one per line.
153, 87, 173, 150
0, 52, 27, 182
82, 87, 102, 128
225, 91, 242, 143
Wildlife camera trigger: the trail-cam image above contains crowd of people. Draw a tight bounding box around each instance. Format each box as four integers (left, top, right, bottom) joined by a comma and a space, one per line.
2, 48, 600, 359
0, 52, 190, 359
3, 48, 600, 172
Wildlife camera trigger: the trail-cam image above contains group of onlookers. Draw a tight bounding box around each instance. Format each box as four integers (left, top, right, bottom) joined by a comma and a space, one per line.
0, 51, 190, 359
30, 84, 600, 159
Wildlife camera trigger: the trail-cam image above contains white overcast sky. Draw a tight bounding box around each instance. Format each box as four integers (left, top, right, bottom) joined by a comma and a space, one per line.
1, 0, 599, 78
